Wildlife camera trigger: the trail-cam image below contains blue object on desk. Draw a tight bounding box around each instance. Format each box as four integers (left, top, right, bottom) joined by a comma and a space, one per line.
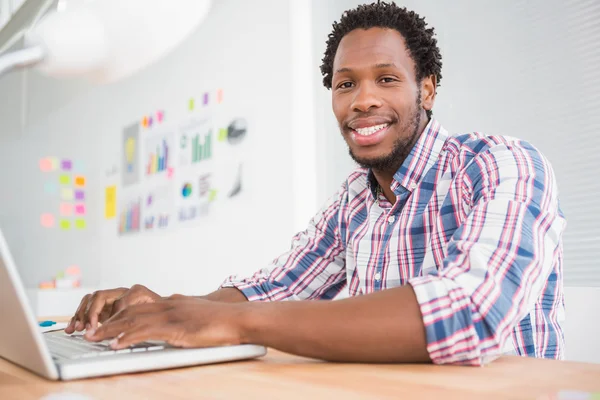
39, 320, 56, 327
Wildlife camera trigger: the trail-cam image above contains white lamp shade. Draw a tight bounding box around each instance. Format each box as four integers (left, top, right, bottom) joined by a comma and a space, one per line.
24, 0, 212, 84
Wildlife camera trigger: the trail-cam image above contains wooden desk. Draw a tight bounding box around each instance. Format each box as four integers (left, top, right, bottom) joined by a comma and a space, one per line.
1, 321, 600, 399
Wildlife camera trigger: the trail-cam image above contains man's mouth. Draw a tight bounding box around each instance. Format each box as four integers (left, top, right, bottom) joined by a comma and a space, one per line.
347, 122, 392, 147
353, 123, 390, 136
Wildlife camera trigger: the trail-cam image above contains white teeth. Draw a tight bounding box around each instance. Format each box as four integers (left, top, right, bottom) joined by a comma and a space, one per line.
354, 123, 388, 136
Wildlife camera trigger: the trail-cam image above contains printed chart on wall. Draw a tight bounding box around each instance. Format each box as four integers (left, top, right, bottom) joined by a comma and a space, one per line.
176, 115, 216, 227
112, 88, 249, 237
39, 157, 88, 232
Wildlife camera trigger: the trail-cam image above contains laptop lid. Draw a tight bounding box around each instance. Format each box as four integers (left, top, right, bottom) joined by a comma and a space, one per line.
0, 228, 59, 380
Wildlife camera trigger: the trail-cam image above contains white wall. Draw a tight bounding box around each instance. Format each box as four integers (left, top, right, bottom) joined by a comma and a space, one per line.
0, 0, 309, 299
311, 0, 600, 363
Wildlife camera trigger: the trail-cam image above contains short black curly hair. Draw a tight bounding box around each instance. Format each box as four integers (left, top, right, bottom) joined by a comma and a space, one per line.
320, 1, 443, 118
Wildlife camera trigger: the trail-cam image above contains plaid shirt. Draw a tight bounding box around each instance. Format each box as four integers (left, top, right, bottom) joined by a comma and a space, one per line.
221, 118, 566, 366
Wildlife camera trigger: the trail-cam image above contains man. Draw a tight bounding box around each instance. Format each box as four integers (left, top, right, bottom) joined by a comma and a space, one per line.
66, 2, 566, 365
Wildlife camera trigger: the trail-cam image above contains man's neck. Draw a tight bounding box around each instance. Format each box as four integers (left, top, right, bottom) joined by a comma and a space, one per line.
372, 115, 430, 204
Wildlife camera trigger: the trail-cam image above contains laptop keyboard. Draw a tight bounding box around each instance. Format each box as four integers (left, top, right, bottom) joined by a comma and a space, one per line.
45, 333, 165, 360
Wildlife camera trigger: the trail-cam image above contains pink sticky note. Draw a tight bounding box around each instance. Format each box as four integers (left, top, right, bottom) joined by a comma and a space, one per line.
59, 203, 73, 216
75, 204, 86, 215
167, 167, 174, 179
39, 158, 52, 172
217, 89, 223, 104
40, 214, 55, 228
157, 110, 164, 123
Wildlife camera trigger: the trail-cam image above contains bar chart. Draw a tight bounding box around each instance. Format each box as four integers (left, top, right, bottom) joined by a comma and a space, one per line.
192, 133, 212, 163
146, 138, 170, 175
119, 199, 141, 234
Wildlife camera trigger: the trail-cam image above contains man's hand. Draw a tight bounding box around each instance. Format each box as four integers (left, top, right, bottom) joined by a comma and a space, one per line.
84, 296, 246, 349
65, 284, 162, 334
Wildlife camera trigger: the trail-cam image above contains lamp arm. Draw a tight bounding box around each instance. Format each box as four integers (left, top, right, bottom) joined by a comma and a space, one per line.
0, 45, 45, 77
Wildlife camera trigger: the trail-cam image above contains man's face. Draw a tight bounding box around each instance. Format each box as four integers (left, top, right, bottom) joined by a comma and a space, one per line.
331, 28, 431, 172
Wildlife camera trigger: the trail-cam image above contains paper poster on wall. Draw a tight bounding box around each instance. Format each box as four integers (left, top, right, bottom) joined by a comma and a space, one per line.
118, 196, 141, 235
143, 184, 174, 231
144, 128, 175, 179
228, 164, 243, 198
177, 116, 213, 168
175, 171, 212, 225
122, 122, 140, 187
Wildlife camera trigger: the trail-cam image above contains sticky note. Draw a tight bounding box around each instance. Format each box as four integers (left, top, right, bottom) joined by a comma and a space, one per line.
39, 158, 52, 172
157, 110, 164, 123
59, 219, 71, 230
167, 167, 174, 179
59, 203, 73, 216
65, 265, 80, 275
218, 128, 227, 142
44, 182, 58, 194
142, 116, 148, 127
75, 204, 86, 215
203, 92, 209, 105
75, 190, 85, 201
75, 219, 86, 229
189, 98, 195, 111
40, 214, 55, 228
61, 160, 72, 170
61, 188, 74, 200
208, 189, 218, 202
217, 89, 223, 104
105, 185, 116, 219
74, 176, 85, 187
59, 174, 70, 185
148, 116, 153, 127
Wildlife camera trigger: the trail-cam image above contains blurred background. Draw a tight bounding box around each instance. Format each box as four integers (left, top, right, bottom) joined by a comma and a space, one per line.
0, 0, 598, 363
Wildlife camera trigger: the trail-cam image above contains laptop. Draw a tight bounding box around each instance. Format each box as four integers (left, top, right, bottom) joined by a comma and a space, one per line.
0, 229, 267, 380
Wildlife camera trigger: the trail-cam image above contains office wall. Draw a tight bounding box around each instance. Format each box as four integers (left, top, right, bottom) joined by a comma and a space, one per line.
312, 0, 600, 363
0, 0, 312, 298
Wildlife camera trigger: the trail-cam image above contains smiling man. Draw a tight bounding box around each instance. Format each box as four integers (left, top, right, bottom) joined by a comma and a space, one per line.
67, 2, 567, 365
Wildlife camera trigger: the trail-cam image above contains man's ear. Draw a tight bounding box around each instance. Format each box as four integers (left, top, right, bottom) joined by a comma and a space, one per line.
420, 75, 436, 112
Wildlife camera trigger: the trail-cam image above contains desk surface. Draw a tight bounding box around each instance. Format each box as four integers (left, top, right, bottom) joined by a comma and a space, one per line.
1, 321, 600, 400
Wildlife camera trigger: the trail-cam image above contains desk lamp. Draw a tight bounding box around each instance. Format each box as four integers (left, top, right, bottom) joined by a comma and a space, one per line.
0, 0, 212, 82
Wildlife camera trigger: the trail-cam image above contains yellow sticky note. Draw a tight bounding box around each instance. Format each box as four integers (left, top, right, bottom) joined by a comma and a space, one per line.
74, 176, 86, 187
74, 219, 86, 229
208, 189, 218, 202
218, 128, 227, 142
59, 174, 71, 185
61, 188, 74, 200
105, 185, 116, 219
59, 220, 71, 230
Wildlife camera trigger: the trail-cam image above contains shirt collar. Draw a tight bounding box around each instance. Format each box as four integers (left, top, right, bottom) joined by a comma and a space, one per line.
367, 118, 449, 195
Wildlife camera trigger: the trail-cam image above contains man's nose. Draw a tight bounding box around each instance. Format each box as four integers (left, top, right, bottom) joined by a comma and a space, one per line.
350, 82, 383, 112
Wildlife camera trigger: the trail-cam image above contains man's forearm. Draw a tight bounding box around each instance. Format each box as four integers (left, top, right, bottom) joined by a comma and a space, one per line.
239, 285, 431, 363
200, 287, 248, 303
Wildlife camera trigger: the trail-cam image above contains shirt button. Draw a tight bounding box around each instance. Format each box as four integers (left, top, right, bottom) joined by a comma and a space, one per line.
410, 183, 417, 190
387, 215, 395, 223
374, 272, 382, 281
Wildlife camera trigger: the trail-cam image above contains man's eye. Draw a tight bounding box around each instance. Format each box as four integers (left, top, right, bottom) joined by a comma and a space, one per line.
337, 82, 354, 89
380, 77, 396, 83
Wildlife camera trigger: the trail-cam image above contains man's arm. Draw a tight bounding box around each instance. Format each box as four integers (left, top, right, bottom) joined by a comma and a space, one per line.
407, 141, 566, 365
198, 288, 248, 302
239, 284, 430, 363
89, 284, 430, 363
218, 184, 349, 302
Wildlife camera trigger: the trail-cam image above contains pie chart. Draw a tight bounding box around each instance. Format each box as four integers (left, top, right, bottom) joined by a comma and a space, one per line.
181, 183, 192, 198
